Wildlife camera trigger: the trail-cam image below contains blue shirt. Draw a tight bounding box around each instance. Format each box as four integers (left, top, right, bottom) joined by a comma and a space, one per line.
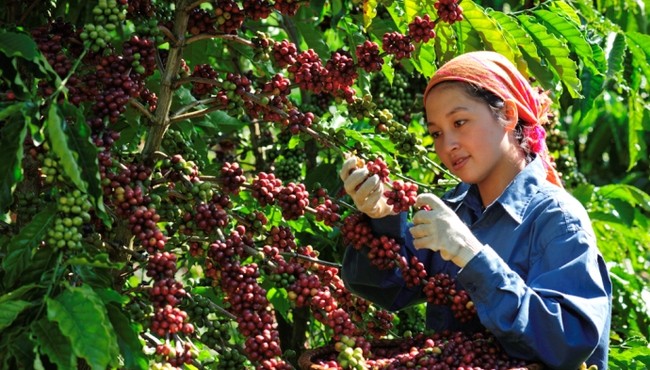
341, 156, 612, 370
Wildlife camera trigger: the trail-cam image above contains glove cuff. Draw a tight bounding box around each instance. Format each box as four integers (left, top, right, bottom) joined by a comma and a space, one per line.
453, 240, 484, 268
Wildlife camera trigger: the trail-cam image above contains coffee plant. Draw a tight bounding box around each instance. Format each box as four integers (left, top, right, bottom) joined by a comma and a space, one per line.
0, 0, 649, 369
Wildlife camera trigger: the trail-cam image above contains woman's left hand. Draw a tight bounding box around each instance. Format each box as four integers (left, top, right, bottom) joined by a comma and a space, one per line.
410, 193, 484, 268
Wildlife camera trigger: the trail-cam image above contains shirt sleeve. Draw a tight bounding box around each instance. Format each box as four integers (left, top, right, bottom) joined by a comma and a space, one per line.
457, 228, 612, 370
340, 213, 438, 311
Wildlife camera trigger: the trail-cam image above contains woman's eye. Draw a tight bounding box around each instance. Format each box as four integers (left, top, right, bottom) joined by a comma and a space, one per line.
430, 131, 441, 139
454, 119, 466, 127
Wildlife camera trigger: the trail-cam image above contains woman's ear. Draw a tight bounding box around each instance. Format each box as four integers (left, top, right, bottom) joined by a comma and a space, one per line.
504, 100, 518, 131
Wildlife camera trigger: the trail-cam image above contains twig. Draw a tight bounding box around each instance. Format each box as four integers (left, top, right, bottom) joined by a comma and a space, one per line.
128, 98, 155, 122
299, 126, 347, 155
107, 240, 148, 263
186, 33, 254, 47
185, 0, 205, 11
189, 293, 237, 320
158, 24, 177, 45
173, 76, 223, 89
170, 104, 227, 123
171, 96, 221, 116
144, 331, 163, 346
280, 251, 342, 268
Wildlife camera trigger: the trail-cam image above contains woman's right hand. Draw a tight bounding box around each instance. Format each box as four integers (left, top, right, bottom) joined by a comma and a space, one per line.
339, 155, 395, 219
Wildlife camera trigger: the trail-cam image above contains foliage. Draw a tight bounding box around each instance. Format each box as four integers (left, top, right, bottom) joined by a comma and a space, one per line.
0, 0, 649, 369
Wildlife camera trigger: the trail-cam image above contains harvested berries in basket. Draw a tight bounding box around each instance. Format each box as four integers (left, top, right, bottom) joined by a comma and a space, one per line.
299, 330, 545, 370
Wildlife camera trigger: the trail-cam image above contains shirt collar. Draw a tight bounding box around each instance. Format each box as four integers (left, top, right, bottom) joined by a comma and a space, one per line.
442, 156, 548, 224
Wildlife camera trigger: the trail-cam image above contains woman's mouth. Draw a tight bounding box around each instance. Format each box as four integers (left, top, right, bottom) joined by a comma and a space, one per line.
451, 156, 468, 171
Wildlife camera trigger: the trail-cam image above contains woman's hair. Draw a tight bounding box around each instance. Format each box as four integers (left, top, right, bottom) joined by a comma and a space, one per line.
458, 82, 534, 161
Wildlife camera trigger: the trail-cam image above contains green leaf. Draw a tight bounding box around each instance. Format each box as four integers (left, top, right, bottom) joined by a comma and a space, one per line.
267, 287, 291, 322
462, 2, 517, 62
416, 42, 437, 78
197, 110, 246, 133
454, 18, 484, 53
574, 43, 606, 121
19, 247, 56, 287
533, 9, 600, 74
0, 300, 32, 331
385, 1, 407, 32
46, 285, 120, 370
60, 103, 103, 213
404, 0, 421, 23
627, 93, 645, 171
0, 284, 39, 304
432, 24, 457, 64
0, 32, 41, 60
606, 32, 627, 80
2, 329, 35, 368
489, 11, 548, 85
546, 0, 582, 25
480, 10, 526, 72
597, 184, 650, 212
294, 19, 329, 57
95, 288, 129, 306
517, 14, 582, 98
0, 31, 59, 83
2, 204, 57, 288
626, 32, 650, 86
46, 104, 86, 192
106, 304, 147, 370
31, 318, 76, 370
0, 109, 28, 213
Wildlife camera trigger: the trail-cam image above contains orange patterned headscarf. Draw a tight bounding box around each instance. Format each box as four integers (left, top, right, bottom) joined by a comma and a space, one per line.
423, 51, 563, 187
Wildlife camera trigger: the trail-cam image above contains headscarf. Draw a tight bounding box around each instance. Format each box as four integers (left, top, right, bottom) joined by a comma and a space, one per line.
423, 51, 563, 188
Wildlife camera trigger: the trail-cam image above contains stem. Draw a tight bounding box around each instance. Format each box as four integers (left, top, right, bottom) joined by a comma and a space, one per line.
421, 155, 460, 183
142, 0, 193, 158
170, 104, 227, 123
106, 240, 147, 263
35, 252, 64, 319
174, 77, 223, 90
128, 98, 155, 123
187, 33, 254, 47
299, 126, 347, 156
171, 96, 220, 116
144, 331, 163, 346
185, 0, 204, 11
157, 24, 177, 45
280, 251, 342, 268
190, 293, 237, 320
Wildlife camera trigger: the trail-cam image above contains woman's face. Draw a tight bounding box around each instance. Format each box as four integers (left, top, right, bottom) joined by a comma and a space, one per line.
425, 82, 522, 192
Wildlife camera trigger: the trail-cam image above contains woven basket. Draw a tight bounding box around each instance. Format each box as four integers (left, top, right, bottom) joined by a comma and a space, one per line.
298, 338, 545, 370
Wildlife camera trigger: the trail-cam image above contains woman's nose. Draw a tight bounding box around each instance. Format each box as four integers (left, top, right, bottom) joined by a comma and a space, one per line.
440, 133, 459, 153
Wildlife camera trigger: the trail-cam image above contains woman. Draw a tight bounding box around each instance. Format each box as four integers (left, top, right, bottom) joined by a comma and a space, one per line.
339, 51, 612, 369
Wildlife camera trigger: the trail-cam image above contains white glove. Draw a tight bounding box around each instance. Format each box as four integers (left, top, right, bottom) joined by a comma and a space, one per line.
409, 193, 484, 268
339, 155, 395, 219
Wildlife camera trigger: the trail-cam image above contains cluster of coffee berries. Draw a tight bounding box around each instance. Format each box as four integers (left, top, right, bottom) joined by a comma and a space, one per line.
80, 0, 127, 52
382, 32, 415, 61
384, 180, 419, 213
423, 273, 477, 323
220, 162, 246, 194
408, 14, 437, 42
355, 41, 384, 73
187, 8, 216, 35
214, 0, 245, 34
190, 64, 218, 97
273, 148, 306, 183
46, 189, 92, 250
334, 335, 368, 370
435, 0, 464, 24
